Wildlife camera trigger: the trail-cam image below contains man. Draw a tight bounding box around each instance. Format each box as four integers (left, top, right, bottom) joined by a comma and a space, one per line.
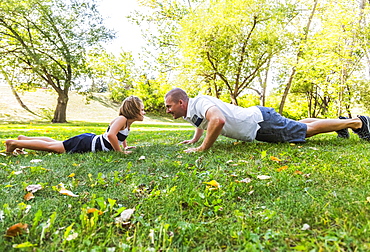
164, 88, 370, 153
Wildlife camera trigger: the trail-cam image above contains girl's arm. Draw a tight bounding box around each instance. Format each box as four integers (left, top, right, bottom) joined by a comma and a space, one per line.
106, 116, 126, 152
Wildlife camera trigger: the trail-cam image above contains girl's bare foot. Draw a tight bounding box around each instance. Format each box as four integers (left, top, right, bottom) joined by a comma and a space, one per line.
5, 140, 16, 153
18, 135, 27, 140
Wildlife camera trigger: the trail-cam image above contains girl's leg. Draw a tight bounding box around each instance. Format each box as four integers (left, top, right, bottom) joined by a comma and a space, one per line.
5, 139, 66, 153
17, 135, 58, 142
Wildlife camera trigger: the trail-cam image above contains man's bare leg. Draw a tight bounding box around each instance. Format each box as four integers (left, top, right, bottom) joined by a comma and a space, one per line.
305, 118, 362, 137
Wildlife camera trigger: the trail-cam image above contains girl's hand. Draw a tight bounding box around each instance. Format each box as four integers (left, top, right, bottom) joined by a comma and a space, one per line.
123, 150, 132, 154
124, 146, 136, 150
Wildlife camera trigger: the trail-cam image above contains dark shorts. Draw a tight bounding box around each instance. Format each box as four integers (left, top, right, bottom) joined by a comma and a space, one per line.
62, 133, 96, 153
255, 106, 307, 143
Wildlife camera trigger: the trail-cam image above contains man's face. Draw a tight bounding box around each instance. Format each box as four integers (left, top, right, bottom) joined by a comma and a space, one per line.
165, 97, 186, 119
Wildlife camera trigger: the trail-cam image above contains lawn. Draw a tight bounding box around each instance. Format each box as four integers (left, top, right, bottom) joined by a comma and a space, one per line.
0, 121, 369, 251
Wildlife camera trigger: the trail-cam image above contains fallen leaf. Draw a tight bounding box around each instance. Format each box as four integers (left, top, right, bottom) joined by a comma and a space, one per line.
59, 189, 79, 197
138, 156, 146, 160
301, 223, 310, 230
26, 184, 42, 193
5, 223, 29, 237
294, 170, 303, 175
257, 175, 271, 180
14, 171, 23, 175
367, 197, 370, 203
66, 232, 78, 241
277, 166, 288, 172
87, 208, 103, 215
235, 178, 252, 183
270, 156, 281, 162
12, 242, 37, 248
303, 173, 311, 178
24, 192, 35, 201
30, 159, 43, 163
68, 173, 75, 177
115, 208, 135, 224
203, 180, 220, 188
25, 205, 32, 214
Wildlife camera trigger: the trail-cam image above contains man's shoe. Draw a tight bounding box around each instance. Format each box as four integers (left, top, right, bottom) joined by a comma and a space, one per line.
336, 116, 350, 138
354, 115, 370, 141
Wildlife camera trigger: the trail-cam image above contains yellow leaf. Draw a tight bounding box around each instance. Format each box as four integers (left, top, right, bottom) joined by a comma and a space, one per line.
87, 208, 103, 215
270, 156, 281, 162
68, 173, 75, 177
12, 242, 37, 248
203, 180, 220, 188
277, 166, 288, 172
59, 189, 79, 197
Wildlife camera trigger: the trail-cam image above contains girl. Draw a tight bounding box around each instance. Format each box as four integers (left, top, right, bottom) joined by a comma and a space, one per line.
5, 96, 145, 154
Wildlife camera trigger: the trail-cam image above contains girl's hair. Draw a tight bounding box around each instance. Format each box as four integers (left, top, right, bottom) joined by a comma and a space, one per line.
119, 96, 143, 119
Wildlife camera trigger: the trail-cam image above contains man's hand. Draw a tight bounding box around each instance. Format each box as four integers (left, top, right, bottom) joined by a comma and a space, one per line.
180, 139, 197, 144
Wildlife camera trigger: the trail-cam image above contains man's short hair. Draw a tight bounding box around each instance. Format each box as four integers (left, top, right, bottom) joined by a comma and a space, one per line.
165, 88, 189, 103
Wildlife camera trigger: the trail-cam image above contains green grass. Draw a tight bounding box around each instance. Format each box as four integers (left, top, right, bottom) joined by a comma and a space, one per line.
0, 122, 370, 251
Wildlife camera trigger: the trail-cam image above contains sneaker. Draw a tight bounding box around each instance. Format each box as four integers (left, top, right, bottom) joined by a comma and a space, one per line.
336, 116, 350, 138
354, 115, 370, 141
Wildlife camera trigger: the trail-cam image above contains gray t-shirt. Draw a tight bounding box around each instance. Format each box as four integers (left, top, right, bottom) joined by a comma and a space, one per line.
184, 95, 263, 141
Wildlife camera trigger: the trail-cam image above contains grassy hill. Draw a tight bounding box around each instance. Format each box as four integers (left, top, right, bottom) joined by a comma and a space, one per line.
0, 84, 174, 123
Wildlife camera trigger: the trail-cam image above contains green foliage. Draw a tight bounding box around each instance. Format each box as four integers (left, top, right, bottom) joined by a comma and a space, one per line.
109, 73, 173, 113
0, 0, 115, 122
177, 0, 298, 104
1, 122, 370, 250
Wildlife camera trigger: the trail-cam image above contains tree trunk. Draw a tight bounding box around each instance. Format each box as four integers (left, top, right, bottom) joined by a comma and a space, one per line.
1, 68, 40, 117
52, 91, 69, 123
279, 0, 318, 114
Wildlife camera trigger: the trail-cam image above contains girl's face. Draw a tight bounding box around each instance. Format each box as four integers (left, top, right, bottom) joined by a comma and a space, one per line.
135, 104, 146, 121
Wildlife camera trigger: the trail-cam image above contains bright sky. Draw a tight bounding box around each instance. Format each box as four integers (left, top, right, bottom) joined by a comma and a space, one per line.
98, 0, 144, 56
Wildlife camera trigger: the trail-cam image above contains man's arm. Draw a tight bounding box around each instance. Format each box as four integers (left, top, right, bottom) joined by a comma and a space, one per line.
184, 106, 225, 152
181, 128, 204, 144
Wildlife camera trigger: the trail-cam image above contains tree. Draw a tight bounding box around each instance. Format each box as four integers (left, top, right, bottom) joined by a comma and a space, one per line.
283, 0, 369, 118
278, 0, 318, 114
178, 0, 298, 105
0, 0, 114, 122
